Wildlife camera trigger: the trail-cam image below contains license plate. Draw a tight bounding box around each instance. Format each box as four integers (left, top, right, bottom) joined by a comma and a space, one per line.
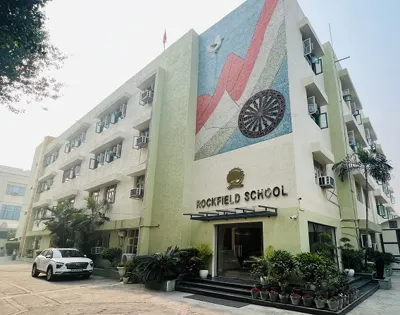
70, 269, 83, 272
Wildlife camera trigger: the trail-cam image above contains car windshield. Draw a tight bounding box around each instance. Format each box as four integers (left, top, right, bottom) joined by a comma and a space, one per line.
53, 250, 85, 258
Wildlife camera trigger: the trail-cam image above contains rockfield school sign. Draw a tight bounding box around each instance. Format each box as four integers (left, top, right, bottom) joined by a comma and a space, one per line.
196, 186, 288, 209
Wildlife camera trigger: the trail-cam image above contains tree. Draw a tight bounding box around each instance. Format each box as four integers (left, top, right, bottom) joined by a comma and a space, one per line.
72, 197, 110, 254
39, 198, 110, 250
333, 147, 392, 267
39, 202, 83, 247
0, 0, 66, 113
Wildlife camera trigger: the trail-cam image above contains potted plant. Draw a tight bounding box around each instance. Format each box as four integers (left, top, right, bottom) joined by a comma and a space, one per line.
251, 286, 261, 299
136, 246, 182, 292
269, 250, 296, 294
343, 294, 349, 306
315, 295, 326, 309
302, 293, 313, 307
327, 296, 339, 311
122, 272, 130, 284
260, 289, 269, 301
295, 252, 332, 291
117, 263, 126, 281
194, 244, 213, 279
269, 290, 279, 302
290, 292, 301, 306
279, 292, 289, 304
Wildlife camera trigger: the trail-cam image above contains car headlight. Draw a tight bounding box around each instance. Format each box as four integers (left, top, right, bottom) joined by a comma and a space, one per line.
89, 261, 94, 267
56, 262, 64, 269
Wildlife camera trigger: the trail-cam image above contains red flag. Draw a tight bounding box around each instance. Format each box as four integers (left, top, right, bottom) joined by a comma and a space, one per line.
163, 30, 167, 50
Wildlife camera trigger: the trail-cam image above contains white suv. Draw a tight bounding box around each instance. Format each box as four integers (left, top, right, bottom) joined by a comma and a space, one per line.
32, 248, 94, 281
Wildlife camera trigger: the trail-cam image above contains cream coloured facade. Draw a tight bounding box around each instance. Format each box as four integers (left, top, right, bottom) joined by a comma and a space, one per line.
0, 165, 30, 248
20, 0, 396, 275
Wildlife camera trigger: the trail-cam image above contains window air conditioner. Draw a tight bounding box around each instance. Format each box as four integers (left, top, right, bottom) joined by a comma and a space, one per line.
307, 96, 318, 115
136, 136, 149, 149
303, 38, 313, 56
342, 89, 352, 102
318, 176, 335, 189
140, 89, 154, 105
130, 188, 144, 199
91, 247, 104, 255
121, 253, 135, 264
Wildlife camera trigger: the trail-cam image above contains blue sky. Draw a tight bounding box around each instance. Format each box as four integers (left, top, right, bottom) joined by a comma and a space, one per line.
0, 0, 398, 204
299, 0, 400, 204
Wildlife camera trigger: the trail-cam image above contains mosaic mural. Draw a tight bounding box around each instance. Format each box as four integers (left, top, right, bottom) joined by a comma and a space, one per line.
195, 0, 291, 160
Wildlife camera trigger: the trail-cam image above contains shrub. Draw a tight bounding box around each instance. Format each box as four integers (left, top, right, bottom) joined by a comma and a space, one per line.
101, 247, 122, 266
269, 250, 297, 287
295, 252, 332, 286
5, 242, 19, 255
178, 247, 200, 276
194, 244, 213, 269
136, 246, 182, 283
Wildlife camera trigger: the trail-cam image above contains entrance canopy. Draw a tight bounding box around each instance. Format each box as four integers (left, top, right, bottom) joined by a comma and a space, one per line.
183, 205, 277, 222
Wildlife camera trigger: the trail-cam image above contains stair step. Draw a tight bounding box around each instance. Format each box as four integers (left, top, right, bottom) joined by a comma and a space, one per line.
349, 278, 373, 290
178, 281, 250, 295
185, 278, 253, 290
176, 280, 380, 315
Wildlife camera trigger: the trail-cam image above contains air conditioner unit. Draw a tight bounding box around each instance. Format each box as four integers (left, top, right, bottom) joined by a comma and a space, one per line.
91, 247, 103, 255
307, 96, 318, 115
342, 89, 352, 102
121, 253, 135, 264
303, 38, 313, 56
318, 176, 335, 189
140, 89, 154, 105
136, 136, 148, 149
130, 188, 144, 199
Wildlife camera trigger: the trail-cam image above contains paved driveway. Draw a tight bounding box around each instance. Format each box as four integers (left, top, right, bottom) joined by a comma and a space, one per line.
0, 258, 399, 315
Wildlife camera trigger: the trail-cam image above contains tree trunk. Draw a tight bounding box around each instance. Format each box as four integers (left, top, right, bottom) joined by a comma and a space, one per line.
364, 167, 369, 269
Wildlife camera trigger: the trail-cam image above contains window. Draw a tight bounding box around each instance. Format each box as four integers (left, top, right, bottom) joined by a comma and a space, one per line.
44, 151, 59, 167
307, 96, 328, 129
6, 184, 26, 196
135, 175, 145, 189
105, 185, 117, 204
38, 177, 54, 193
90, 191, 100, 203
355, 183, 363, 203
89, 143, 123, 170
126, 229, 139, 254
58, 198, 75, 207
303, 38, 323, 75
389, 221, 398, 229
313, 161, 325, 184
65, 131, 87, 153
308, 222, 336, 256
0, 205, 22, 220
62, 165, 81, 183
95, 103, 127, 134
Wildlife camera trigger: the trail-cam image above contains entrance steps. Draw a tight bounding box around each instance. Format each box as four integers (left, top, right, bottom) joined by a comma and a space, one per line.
176, 275, 379, 314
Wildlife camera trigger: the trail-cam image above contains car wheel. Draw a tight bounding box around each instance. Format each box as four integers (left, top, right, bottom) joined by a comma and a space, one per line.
31, 264, 40, 277
46, 266, 54, 281
82, 274, 91, 280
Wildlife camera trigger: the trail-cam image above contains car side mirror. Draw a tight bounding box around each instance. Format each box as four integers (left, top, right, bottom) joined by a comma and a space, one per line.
84, 254, 87, 258
45, 255, 51, 259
